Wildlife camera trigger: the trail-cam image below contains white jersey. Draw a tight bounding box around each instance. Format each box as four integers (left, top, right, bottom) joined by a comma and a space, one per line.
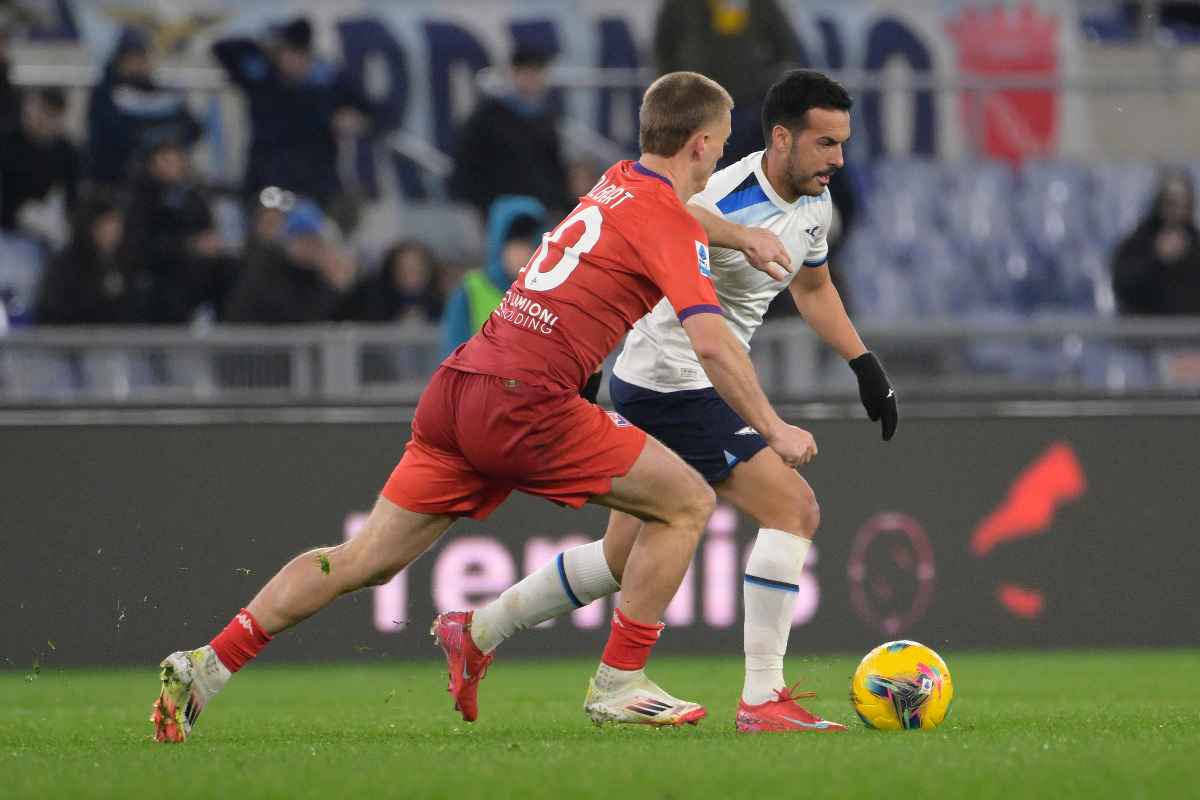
612, 150, 833, 392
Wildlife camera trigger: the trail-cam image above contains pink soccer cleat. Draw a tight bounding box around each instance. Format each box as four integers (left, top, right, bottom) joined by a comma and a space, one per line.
735, 682, 848, 734
431, 611, 494, 722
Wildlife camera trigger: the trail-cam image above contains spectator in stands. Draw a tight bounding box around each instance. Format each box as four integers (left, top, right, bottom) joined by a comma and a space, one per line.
0, 26, 19, 131
211, 16, 372, 207
1112, 169, 1200, 315
35, 191, 137, 324
0, 87, 78, 235
225, 199, 356, 323
120, 130, 235, 323
654, 0, 799, 165
339, 240, 444, 323
442, 195, 545, 355
244, 185, 294, 255
86, 26, 201, 187
449, 45, 572, 220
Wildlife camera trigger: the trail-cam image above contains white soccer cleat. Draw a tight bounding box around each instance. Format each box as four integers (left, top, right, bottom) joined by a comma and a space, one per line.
150, 646, 230, 743
583, 668, 707, 727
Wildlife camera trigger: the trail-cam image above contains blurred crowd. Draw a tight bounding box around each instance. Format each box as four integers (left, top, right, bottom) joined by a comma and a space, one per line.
0, 17, 558, 353
0, 17, 465, 335
1, 2, 1198, 355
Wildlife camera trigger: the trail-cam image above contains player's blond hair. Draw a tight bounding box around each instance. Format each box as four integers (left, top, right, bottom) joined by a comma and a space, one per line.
639, 71, 734, 157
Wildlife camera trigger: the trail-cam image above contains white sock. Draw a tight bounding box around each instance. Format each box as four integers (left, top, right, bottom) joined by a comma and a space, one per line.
471, 540, 619, 653
742, 528, 811, 705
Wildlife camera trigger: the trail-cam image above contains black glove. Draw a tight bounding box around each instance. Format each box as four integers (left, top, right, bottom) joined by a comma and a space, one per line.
580, 368, 603, 404
849, 352, 898, 441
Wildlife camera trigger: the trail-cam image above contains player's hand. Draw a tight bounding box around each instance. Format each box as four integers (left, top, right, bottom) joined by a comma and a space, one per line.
735, 227, 792, 282
849, 351, 898, 441
765, 422, 818, 468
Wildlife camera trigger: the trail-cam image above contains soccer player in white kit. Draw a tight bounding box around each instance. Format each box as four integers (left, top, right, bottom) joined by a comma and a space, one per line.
436, 70, 898, 732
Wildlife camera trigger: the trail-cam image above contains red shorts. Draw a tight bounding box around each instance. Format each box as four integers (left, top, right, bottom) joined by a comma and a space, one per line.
382, 367, 646, 520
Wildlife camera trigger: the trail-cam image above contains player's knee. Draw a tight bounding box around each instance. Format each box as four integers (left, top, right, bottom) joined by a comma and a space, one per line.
799, 490, 820, 537
760, 483, 820, 537
677, 479, 716, 533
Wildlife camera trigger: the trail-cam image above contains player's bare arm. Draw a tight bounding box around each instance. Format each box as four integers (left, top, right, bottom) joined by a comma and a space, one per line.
788, 263, 866, 360
680, 312, 817, 466
687, 202, 792, 281
789, 265, 899, 440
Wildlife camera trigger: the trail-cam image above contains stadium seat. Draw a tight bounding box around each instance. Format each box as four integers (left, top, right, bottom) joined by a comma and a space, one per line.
1016, 160, 1092, 251
970, 238, 1039, 312
864, 159, 942, 245
160, 349, 218, 396
940, 159, 1018, 249
0, 351, 77, 398
0, 233, 47, 326
841, 230, 924, 320
901, 234, 984, 315
79, 350, 157, 399
844, 157, 1147, 321
1088, 162, 1158, 250
1051, 240, 1115, 314
1079, 343, 1155, 390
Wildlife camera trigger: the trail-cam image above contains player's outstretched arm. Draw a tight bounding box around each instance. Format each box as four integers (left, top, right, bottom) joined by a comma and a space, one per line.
789, 265, 898, 440
788, 263, 866, 360
681, 312, 817, 467
687, 202, 792, 281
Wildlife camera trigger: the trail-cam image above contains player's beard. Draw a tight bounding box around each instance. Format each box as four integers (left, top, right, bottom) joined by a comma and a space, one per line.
785, 151, 834, 198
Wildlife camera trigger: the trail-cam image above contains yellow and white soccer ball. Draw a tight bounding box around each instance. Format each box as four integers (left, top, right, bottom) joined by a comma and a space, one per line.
850, 640, 954, 731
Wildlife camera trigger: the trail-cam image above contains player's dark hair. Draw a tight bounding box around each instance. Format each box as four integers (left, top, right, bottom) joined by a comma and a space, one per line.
639, 71, 733, 157
761, 69, 852, 143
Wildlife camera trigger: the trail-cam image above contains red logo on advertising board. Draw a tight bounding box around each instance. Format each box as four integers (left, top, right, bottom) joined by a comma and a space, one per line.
945, 4, 1061, 163
971, 442, 1087, 619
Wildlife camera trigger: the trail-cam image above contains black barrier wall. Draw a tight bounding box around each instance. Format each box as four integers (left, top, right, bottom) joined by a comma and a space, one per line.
2, 416, 1198, 667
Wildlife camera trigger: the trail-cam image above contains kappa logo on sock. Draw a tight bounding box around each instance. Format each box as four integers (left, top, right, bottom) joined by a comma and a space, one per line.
235, 613, 254, 635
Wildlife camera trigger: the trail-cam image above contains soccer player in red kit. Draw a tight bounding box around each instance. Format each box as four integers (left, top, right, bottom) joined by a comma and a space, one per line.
150, 72, 817, 742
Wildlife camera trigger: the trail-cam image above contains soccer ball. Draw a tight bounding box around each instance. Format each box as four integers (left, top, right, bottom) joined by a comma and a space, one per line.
850, 640, 953, 731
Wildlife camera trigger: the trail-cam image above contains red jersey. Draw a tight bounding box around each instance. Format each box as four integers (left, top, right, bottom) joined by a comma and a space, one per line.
444, 160, 722, 392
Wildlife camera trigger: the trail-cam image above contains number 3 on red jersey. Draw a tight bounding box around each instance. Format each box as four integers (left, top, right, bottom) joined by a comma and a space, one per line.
523, 205, 604, 293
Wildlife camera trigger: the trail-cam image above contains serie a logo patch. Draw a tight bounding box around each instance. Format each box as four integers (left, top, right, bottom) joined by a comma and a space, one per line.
695, 240, 712, 277
607, 411, 632, 428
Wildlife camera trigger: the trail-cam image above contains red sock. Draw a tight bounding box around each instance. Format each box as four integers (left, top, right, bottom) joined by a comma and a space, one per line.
601, 608, 664, 671
209, 608, 273, 673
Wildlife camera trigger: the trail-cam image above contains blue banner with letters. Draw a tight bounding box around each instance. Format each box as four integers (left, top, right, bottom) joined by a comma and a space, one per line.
52, 0, 1092, 173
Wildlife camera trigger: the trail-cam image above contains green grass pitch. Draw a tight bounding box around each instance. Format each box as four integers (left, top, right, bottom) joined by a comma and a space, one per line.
4, 650, 1198, 799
